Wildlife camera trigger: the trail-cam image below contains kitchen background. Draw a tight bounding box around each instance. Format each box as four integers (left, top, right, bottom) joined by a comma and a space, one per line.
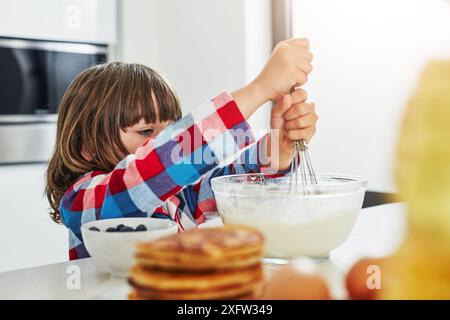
0, 0, 449, 272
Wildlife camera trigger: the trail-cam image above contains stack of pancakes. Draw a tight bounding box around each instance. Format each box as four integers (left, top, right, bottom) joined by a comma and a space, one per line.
128, 225, 265, 300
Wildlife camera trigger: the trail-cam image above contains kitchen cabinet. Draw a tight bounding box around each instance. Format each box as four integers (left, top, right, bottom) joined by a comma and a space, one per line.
0, 164, 68, 272
0, 0, 116, 44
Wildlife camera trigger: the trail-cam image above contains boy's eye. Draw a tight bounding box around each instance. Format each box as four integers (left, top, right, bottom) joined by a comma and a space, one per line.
139, 128, 154, 137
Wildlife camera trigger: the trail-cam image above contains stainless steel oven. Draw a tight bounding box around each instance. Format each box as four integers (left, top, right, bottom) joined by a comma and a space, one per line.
0, 37, 107, 164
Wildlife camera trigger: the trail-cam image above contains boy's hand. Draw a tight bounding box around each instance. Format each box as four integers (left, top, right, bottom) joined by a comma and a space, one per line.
267, 88, 318, 171
232, 38, 313, 119
255, 38, 313, 102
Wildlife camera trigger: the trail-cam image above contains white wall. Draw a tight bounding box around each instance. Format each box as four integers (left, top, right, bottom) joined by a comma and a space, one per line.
116, 0, 273, 134
292, 0, 450, 192
0, 165, 68, 272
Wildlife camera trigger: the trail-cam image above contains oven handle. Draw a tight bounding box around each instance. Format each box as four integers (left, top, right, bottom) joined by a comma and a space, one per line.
0, 115, 57, 125
0, 38, 107, 55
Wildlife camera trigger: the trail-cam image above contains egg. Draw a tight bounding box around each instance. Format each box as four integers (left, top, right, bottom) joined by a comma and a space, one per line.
261, 263, 330, 300
346, 257, 387, 300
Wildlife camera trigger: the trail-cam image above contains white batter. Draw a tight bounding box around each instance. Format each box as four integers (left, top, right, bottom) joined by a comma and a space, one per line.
214, 189, 364, 259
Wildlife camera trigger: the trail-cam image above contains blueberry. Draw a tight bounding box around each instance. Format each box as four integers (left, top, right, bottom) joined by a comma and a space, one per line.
135, 224, 147, 232
89, 227, 100, 232
117, 224, 126, 231
106, 227, 117, 232
122, 226, 134, 232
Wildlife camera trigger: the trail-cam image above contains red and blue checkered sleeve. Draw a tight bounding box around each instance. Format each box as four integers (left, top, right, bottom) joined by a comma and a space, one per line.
174, 134, 290, 229
59, 91, 256, 259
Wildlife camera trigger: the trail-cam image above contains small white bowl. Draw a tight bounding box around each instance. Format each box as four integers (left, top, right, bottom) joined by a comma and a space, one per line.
81, 218, 178, 277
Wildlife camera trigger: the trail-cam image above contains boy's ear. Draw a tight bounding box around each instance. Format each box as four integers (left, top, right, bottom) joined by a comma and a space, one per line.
81, 146, 93, 161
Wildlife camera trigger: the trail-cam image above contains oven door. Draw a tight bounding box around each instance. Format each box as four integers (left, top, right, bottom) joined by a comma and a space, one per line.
0, 38, 107, 115
0, 38, 107, 163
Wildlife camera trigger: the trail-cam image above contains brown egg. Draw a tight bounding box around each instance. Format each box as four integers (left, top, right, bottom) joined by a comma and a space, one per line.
261, 264, 330, 300
346, 257, 387, 300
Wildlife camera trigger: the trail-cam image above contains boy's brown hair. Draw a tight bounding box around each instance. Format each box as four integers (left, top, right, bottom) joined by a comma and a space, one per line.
46, 62, 182, 224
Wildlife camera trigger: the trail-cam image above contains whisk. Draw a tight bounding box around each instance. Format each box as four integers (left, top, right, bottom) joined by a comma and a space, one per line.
289, 139, 318, 193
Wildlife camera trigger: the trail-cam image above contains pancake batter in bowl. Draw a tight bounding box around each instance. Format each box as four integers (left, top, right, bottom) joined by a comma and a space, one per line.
212, 174, 367, 262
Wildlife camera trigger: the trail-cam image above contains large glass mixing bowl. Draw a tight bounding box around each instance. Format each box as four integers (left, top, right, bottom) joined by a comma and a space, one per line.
211, 173, 367, 263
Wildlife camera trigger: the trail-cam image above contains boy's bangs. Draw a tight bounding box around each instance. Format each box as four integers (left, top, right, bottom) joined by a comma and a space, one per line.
118, 71, 181, 129
118, 88, 157, 129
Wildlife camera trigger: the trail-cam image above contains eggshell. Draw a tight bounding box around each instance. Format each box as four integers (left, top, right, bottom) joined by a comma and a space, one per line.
262, 265, 330, 300
346, 257, 386, 300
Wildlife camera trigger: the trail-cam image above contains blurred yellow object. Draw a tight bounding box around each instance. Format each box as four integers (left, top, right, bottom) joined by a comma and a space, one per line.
384, 60, 450, 299
395, 60, 450, 242
382, 234, 450, 299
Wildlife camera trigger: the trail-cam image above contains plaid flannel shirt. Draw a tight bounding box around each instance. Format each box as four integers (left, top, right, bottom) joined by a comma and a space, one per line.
60, 91, 276, 260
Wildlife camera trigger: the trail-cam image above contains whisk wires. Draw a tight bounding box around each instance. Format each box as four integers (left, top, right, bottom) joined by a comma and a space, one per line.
289, 139, 318, 193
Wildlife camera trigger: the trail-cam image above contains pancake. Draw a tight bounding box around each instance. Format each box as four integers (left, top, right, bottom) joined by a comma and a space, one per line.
128, 280, 264, 300
135, 225, 264, 271
129, 264, 263, 291
128, 225, 266, 300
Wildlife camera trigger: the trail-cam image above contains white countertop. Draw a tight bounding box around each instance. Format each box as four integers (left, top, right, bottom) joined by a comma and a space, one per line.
0, 203, 407, 300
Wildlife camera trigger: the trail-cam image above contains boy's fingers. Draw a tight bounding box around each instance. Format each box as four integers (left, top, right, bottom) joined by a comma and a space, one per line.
302, 51, 314, 62
284, 112, 318, 130
271, 94, 292, 118
295, 72, 308, 86
290, 89, 308, 105
287, 38, 310, 50
284, 102, 315, 121
287, 126, 316, 143
297, 58, 313, 75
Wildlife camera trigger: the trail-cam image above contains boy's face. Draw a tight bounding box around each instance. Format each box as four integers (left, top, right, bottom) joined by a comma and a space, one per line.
120, 117, 173, 154
120, 95, 174, 155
